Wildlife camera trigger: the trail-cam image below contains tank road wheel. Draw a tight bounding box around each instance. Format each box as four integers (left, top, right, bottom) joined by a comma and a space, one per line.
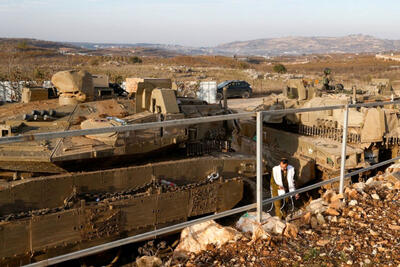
216, 92, 223, 100
241, 91, 250, 99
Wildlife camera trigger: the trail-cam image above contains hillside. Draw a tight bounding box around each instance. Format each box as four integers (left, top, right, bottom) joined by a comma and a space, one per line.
214, 34, 400, 56
65, 35, 400, 56
0, 38, 77, 51
2, 35, 400, 57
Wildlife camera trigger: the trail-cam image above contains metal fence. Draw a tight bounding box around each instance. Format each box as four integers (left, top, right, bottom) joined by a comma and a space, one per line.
11, 99, 399, 267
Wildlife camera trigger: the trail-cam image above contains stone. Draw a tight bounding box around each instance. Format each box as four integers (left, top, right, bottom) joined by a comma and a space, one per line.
316, 239, 330, 246
394, 182, 400, 190
345, 188, 358, 199
302, 212, 311, 224
369, 229, 379, 236
316, 213, 326, 225
262, 216, 286, 235
349, 200, 358, 206
366, 179, 383, 189
136, 256, 162, 267
352, 182, 366, 193
383, 182, 393, 190
306, 198, 327, 214
283, 223, 298, 239
330, 193, 344, 202
310, 216, 318, 229
329, 199, 344, 210
325, 208, 340, 216
236, 212, 271, 234
174, 220, 241, 257
365, 177, 375, 186
371, 193, 380, 200
251, 224, 271, 242
389, 224, 400, 231
322, 190, 336, 203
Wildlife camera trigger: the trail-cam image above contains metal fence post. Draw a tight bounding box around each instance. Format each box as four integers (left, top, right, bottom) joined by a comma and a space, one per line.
256, 111, 263, 223
339, 104, 349, 194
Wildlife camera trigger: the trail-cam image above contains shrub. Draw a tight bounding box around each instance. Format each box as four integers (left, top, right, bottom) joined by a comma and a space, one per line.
238, 62, 250, 69
88, 57, 100, 66
273, 64, 287, 74
128, 56, 142, 64
33, 68, 45, 80
16, 41, 28, 50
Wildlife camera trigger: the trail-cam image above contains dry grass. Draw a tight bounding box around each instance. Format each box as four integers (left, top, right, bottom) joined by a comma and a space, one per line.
1, 47, 400, 95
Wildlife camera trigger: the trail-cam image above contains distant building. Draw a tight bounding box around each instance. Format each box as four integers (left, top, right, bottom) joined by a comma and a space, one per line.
376, 53, 400, 62
58, 47, 75, 54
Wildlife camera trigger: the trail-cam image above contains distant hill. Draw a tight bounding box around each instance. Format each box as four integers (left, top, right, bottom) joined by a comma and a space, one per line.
68, 35, 400, 56
0, 38, 182, 57
0, 38, 77, 50
213, 34, 400, 56
2, 34, 400, 57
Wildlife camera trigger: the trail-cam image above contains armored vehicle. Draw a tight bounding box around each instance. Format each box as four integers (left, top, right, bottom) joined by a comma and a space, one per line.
0, 153, 257, 265
0, 71, 261, 264
0, 71, 231, 178
233, 120, 365, 184
250, 78, 400, 169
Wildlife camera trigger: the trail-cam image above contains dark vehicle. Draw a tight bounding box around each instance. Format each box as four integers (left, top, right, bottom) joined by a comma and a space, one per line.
217, 80, 252, 100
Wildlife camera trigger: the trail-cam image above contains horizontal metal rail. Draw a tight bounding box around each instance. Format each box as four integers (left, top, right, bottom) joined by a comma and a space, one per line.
1, 100, 399, 145
25, 154, 400, 267
0, 112, 254, 145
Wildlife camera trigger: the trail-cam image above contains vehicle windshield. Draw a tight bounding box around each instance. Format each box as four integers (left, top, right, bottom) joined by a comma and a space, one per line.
218, 81, 230, 88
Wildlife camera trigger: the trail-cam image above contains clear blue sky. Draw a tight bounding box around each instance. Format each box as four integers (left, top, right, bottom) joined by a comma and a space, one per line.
0, 0, 399, 46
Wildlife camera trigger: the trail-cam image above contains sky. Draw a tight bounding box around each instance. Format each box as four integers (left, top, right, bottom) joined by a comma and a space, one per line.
0, 0, 400, 46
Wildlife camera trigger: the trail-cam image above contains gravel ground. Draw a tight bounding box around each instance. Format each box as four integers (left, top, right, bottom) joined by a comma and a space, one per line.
168, 174, 400, 267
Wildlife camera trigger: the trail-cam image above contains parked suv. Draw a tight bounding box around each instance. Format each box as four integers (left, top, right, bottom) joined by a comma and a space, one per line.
217, 80, 252, 100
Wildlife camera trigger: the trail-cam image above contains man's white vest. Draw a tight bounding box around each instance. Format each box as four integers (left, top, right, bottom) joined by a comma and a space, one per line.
272, 165, 295, 196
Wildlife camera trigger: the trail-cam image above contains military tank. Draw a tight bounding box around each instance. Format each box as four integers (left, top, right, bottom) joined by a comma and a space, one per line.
0, 70, 261, 265
282, 78, 400, 162
0, 70, 230, 178
239, 77, 400, 179
233, 119, 365, 185
0, 153, 257, 265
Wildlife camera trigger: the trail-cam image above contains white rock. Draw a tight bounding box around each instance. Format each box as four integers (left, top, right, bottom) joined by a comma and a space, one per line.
371, 193, 380, 200
236, 212, 271, 233
136, 256, 162, 267
306, 198, 328, 214
353, 182, 366, 193
262, 216, 286, 234
236, 212, 271, 240
174, 220, 241, 256
316, 213, 326, 225
349, 200, 358, 206
366, 178, 374, 186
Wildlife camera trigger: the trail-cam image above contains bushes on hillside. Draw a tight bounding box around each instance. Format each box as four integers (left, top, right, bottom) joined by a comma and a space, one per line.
273, 64, 287, 74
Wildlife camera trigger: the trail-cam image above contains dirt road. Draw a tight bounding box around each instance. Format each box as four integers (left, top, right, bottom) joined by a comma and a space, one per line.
227, 96, 265, 112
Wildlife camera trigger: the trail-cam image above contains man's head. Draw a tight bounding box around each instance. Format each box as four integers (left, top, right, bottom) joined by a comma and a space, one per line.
280, 158, 288, 171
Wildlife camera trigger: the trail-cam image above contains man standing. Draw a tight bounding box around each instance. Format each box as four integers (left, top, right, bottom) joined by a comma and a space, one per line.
270, 158, 299, 219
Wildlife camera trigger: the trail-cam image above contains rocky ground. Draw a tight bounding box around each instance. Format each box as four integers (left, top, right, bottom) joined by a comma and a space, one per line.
135, 165, 400, 267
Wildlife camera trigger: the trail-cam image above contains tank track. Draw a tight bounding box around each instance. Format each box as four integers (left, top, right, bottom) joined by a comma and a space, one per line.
0, 176, 243, 265
0, 178, 221, 223
297, 124, 361, 143
297, 124, 400, 146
